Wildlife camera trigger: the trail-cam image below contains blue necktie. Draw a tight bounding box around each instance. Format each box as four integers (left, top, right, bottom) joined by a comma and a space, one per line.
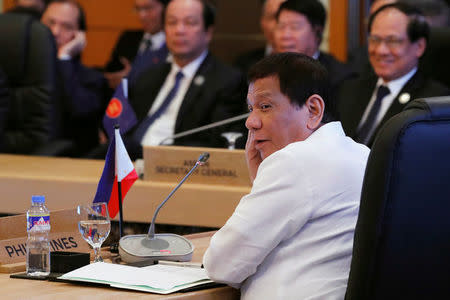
356, 85, 390, 145
133, 71, 184, 143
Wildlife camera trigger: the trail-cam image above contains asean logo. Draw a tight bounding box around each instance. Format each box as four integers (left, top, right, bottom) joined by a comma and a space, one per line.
106, 98, 123, 118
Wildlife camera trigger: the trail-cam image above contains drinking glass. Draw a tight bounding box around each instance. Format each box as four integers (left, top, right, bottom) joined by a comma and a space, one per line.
221, 132, 243, 150
77, 202, 111, 262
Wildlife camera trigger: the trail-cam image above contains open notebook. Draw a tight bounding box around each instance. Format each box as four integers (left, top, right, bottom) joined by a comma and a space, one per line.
58, 262, 215, 294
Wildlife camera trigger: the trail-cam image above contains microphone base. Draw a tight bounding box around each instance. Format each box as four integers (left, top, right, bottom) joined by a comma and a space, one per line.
118, 233, 194, 265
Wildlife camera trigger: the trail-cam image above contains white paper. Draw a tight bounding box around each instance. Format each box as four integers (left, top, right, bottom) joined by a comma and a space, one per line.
59, 262, 211, 291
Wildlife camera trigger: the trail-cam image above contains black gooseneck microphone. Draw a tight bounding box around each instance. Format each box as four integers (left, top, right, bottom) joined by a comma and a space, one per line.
147, 152, 210, 239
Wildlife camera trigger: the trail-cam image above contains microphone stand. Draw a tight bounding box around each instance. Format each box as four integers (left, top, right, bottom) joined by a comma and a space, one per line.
159, 113, 249, 145
147, 152, 209, 239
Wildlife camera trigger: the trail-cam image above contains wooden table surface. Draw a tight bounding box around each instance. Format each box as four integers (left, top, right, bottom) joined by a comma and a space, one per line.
1, 232, 240, 299
0, 154, 249, 227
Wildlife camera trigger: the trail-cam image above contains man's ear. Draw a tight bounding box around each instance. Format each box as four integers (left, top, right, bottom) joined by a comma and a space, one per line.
205, 26, 214, 44
415, 37, 426, 58
313, 25, 324, 47
305, 94, 324, 130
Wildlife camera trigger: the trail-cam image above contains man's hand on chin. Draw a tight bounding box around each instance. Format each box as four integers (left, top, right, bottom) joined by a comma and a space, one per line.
245, 130, 263, 183
58, 31, 86, 59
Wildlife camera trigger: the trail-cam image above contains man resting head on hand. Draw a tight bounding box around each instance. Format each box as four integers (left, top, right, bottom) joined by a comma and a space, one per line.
203, 52, 370, 300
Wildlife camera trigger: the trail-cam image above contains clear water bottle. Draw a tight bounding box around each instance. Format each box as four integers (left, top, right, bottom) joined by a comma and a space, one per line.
26, 195, 50, 276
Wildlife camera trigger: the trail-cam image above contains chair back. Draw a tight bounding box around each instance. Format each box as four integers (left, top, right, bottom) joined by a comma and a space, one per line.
0, 13, 57, 153
346, 96, 450, 300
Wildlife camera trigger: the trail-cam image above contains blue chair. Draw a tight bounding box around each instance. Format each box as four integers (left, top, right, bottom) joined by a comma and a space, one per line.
345, 96, 450, 300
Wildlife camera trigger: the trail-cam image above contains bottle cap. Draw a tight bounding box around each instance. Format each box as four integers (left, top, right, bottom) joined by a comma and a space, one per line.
31, 195, 45, 203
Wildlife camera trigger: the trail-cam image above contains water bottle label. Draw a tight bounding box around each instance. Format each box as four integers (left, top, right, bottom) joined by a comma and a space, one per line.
27, 215, 50, 231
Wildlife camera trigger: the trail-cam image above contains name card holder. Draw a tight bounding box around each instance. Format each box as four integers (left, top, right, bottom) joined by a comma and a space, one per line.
0, 209, 91, 273
143, 146, 251, 187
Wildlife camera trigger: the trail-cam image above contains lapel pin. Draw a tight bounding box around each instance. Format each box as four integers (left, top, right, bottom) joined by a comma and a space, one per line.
194, 75, 204, 86
399, 93, 411, 104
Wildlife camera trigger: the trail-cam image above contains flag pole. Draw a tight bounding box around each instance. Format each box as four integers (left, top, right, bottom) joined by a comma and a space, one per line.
117, 79, 127, 238
115, 124, 124, 238
118, 181, 124, 237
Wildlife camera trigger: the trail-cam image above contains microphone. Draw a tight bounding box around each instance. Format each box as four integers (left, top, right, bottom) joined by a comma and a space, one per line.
158, 112, 249, 145
118, 152, 210, 264
147, 152, 209, 239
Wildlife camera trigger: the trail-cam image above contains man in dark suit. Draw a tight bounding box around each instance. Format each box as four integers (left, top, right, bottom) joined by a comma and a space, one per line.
41, 0, 107, 156
103, 0, 169, 90
127, 0, 246, 159
338, 2, 450, 147
234, 0, 285, 74
273, 0, 355, 99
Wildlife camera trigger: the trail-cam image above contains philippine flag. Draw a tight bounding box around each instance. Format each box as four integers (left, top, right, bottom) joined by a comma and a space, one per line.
92, 127, 138, 218
103, 78, 138, 138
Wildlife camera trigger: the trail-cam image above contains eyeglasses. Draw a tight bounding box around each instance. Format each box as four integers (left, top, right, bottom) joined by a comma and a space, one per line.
43, 18, 77, 33
275, 22, 304, 32
367, 35, 407, 49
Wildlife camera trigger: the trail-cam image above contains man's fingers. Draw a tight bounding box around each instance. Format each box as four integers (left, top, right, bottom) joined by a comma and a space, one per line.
119, 57, 132, 68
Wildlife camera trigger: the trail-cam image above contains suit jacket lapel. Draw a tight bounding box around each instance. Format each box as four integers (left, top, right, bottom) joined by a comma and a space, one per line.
369, 71, 424, 144
134, 63, 171, 121
346, 76, 378, 137
175, 54, 213, 132
379, 71, 424, 125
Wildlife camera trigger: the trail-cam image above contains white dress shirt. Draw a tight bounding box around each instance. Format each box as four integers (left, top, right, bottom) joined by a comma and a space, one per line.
204, 122, 370, 300
141, 50, 208, 146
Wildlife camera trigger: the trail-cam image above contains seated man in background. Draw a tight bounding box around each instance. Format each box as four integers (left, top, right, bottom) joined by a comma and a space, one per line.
234, 0, 285, 74
338, 2, 450, 147
203, 53, 370, 300
103, 0, 169, 90
348, 0, 449, 77
273, 0, 355, 98
41, 0, 107, 156
127, 0, 247, 159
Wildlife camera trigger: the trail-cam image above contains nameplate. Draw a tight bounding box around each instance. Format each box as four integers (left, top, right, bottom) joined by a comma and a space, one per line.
143, 146, 251, 186
0, 232, 90, 265
0, 209, 91, 266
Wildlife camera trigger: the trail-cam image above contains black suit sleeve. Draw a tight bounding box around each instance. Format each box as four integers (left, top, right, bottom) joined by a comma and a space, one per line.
175, 63, 248, 149
57, 60, 108, 155
210, 70, 248, 148
104, 31, 142, 72
58, 60, 106, 118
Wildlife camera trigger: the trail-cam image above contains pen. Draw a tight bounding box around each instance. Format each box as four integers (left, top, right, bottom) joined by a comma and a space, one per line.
157, 260, 204, 269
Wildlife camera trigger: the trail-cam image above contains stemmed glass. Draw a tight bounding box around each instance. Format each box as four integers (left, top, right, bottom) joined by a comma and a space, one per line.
77, 202, 111, 262
221, 132, 243, 150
